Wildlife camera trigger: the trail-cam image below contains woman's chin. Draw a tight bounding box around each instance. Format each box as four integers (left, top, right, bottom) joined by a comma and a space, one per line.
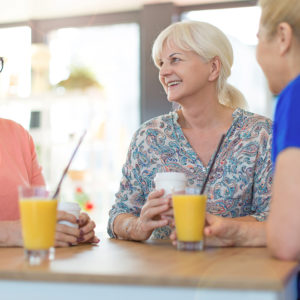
167, 96, 180, 103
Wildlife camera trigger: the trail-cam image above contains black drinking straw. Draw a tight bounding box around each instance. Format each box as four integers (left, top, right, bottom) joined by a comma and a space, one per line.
52, 130, 87, 199
200, 134, 225, 195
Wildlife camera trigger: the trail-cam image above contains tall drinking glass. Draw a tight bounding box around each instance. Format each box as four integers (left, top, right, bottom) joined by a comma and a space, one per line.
172, 187, 207, 251
18, 186, 57, 265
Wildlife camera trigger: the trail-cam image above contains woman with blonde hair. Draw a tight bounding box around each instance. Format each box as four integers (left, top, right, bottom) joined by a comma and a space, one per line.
108, 21, 272, 245
256, 0, 300, 260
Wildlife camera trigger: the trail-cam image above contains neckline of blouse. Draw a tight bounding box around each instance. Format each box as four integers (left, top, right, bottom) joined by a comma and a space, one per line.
170, 107, 245, 171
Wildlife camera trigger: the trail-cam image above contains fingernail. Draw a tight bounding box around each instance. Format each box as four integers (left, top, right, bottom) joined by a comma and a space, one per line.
80, 230, 84, 237
77, 237, 84, 243
68, 242, 73, 247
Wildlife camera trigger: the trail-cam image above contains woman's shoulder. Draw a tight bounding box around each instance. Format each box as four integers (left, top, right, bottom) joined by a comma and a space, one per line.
237, 109, 272, 134
134, 112, 175, 136
0, 118, 29, 137
142, 112, 174, 128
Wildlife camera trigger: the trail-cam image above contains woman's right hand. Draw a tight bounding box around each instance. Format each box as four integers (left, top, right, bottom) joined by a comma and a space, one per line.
55, 210, 81, 247
132, 189, 170, 241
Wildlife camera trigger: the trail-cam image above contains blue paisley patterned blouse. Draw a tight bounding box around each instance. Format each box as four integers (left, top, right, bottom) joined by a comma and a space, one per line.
108, 108, 273, 239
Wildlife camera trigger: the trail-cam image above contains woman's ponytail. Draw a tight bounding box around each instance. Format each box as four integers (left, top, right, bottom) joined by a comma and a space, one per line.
219, 83, 248, 109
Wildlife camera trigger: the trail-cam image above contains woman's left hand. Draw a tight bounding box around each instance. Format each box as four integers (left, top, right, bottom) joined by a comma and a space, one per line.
77, 212, 100, 244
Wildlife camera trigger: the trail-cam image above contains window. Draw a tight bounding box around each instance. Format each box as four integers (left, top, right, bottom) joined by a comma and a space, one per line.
0, 23, 140, 232
43, 23, 140, 230
0, 26, 31, 99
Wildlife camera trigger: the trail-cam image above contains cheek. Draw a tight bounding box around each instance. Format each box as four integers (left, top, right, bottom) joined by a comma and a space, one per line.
158, 74, 164, 85
159, 75, 167, 90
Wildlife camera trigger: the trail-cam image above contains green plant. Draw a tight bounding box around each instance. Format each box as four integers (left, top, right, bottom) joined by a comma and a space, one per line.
57, 66, 102, 90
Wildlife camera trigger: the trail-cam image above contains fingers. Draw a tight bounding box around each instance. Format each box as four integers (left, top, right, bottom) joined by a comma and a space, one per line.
57, 210, 78, 225
169, 230, 176, 241
161, 208, 174, 226
78, 220, 96, 243
132, 190, 172, 240
139, 219, 168, 233
77, 213, 98, 244
144, 197, 169, 209
55, 224, 79, 247
204, 213, 220, 236
90, 235, 100, 244
55, 211, 99, 247
161, 207, 173, 217
55, 211, 80, 247
169, 230, 177, 247
148, 189, 165, 200
78, 212, 90, 227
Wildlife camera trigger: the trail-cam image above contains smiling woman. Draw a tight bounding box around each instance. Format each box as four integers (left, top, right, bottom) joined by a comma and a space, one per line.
108, 21, 273, 247
152, 21, 247, 110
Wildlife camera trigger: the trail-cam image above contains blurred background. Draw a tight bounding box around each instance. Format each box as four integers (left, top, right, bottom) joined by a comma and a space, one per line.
0, 0, 273, 232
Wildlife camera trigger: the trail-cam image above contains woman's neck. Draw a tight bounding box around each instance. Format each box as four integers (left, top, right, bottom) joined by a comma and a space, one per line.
178, 102, 234, 130
285, 37, 300, 86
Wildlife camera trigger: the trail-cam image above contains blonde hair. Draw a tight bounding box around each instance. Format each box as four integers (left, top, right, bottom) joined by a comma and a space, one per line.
152, 20, 247, 109
259, 0, 300, 39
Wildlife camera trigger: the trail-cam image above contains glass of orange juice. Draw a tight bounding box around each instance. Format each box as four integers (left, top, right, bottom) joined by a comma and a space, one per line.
172, 187, 207, 251
18, 186, 57, 265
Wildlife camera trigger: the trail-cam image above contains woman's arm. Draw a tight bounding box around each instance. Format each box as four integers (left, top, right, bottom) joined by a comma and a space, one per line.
113, 189, 169, 241
267, 148, 300, 260
204, 214, 266, 247
0, 220, 22, 247
170, 214, 266, 247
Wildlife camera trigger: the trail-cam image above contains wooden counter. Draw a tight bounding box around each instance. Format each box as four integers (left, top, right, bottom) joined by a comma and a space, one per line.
0, 237, 299, 300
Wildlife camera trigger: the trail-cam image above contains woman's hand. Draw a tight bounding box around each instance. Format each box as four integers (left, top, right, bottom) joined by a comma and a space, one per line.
205, 213, 266, 247
204, 213, 238, 247
132, 189, 170, 241
169, 214, 239, 248
0, 220, 23, 247
55, 211, 99, 247
78, 212, 100, 244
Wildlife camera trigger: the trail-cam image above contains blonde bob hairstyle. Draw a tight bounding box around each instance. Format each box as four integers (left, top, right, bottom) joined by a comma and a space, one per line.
259, 0, 300, 39
152, 20, 247, 109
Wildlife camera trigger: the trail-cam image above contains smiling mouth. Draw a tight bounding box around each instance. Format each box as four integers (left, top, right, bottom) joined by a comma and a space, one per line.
167, 81, 181, 87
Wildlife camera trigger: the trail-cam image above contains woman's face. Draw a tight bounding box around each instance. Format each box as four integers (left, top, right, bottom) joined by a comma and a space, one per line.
157, 42, 213, 104
256, 22, 284, 94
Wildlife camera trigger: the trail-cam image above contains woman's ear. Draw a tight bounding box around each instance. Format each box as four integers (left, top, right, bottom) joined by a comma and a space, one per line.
208, 56, 221, 81
277, 22, 293, 56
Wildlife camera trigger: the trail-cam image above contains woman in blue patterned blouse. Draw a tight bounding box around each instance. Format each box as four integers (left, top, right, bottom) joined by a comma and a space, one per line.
108, 21, 272, 245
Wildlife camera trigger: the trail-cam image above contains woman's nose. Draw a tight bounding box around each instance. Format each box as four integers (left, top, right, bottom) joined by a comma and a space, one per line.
159, 63, 171, 77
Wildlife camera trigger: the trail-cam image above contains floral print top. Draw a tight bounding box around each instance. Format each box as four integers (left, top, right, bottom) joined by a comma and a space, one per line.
108, 108, 273, 239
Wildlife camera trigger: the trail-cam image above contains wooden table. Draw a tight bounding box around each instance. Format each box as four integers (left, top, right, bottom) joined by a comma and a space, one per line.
0, 236, 299, 300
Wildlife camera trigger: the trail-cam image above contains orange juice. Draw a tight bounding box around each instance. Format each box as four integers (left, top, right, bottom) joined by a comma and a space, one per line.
172, 194, 206, 242
19, 198, 57, 250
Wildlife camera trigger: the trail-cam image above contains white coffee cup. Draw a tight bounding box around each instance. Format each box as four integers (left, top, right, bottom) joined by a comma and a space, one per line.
58, 202, 81, 228
154, 172, 187, 196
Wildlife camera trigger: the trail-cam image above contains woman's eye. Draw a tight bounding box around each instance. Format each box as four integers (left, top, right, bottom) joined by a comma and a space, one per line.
171, 57, 180, 63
